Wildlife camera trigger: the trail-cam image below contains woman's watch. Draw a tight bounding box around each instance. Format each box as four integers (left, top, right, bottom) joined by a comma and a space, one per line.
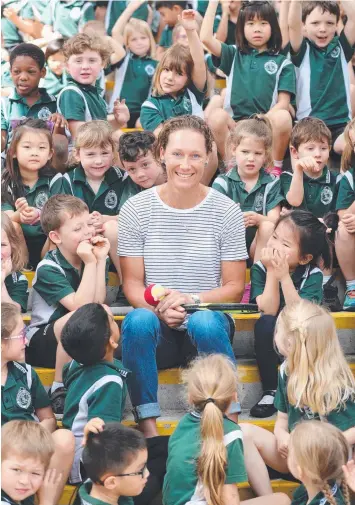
190, 293, 201, 304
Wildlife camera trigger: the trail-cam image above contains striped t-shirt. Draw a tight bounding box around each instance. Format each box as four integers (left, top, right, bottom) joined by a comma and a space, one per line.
118, 187, 248, 292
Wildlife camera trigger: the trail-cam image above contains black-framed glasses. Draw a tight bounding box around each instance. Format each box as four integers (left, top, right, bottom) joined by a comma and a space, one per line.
97, 463, 148, 485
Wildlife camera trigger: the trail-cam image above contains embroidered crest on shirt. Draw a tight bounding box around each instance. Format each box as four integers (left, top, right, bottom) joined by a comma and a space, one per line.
105, 189, 118, 210
35, 191, 49, 209
16, 387, 32, 409
183, 96, 191, 111
254, 192, 264, 212
330, 46, 340, 59
264, 60, 278, 75
320, 186, 333, 205
37, 107, 52, 120
145, 65, 155, 76
70, 6, 81, 20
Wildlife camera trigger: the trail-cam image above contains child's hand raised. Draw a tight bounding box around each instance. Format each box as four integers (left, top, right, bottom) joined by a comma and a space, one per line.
113, 98, 130, 128
82, 417, 105, 446
38, 468, 63, 505
271, 250, 290, 281
244, 211, 261, 228
76, 241, 96, 264
342, 213, 355, 234
91, 235, 110, 260
342, 459, 355, 492
295, 156, 322, 175
179, 10, 199, 31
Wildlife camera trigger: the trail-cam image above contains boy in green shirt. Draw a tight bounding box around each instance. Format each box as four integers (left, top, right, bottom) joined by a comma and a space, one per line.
156, 1, 188, 58
26, 195, 110, 418
61, 303, 129, 484
1, 0, 37, 50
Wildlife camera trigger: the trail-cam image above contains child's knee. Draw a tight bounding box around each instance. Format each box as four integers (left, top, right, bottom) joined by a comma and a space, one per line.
52, 429, 75, 457
103, 219, 118, 241
268, 109, 292, 133
207, 108, 230, 131
257, 220, 275, 239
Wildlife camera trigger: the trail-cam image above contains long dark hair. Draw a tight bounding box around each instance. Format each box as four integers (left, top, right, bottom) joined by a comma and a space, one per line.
1, 118, 54, 206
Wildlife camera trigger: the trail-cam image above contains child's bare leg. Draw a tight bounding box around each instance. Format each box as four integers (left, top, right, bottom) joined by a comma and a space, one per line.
253, 221, 276, 264
266, 109, 292, 162
46, 429, 75, 504
336, 222, 355, 280
103, 219, 121, 282
207, 108, 235, 159
242, 494, 291, 505
204, 95, 224, 121
333, 132, 346, 155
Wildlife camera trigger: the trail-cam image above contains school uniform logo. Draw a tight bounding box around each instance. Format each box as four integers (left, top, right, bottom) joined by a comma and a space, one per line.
105, 190, 118, 210
254, 192, 264, 212
37, 107, 52, 120
320, 186, 333, 205
16, 387, 32, 409
70, 6, 81, 20
264, 60, 278, 75
145, 65, 155, 77
35, 191, 49, 209
330, 46, 340, 59
183, 96, 191, 112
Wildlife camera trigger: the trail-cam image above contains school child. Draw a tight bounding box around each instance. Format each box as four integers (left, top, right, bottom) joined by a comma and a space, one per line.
60, 303, 128, 483
76, 421, 148, 505
336, 118, 355, 310
214, 0, 241, 46
1, 304, 75, 504
156, 1, 188, 58
1, 420, 59, 505
201, 0, 296, 175
140, 10, 206, 135
109, 5, 157, 128
239, 301, 355, 492
213, 116, 283, 263
41, 38, 68, 97
288, 422, 352, 505
1, 119, 64, 268
105, 0, 150, 37
288, 1, 355, 156
41, 0, 95, 39
57, 33, 130, 141
1, 213, 28, 312
0, 43, 68, 170
25, 194, 110, 418
249, 210, 333, 418
1, 1, 37, 51
163, 354, 291, 505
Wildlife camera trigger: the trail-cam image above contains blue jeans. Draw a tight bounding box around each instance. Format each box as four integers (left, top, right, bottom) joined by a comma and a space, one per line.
121, 308, 238, 421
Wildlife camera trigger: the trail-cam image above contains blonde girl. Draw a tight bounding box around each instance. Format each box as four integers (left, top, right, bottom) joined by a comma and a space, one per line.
1, 212, 28, 312
288, 421, 351, 505
336, 117, 355, 310
110, 2, 157, 128
162, 354, 291, 505
240, 301, 355, 494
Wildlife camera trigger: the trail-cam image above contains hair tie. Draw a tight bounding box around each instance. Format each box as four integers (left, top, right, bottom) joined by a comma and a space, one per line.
204, 398, 215, 405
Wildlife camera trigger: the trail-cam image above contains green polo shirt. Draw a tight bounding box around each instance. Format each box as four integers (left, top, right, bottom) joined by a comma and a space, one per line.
110, 54, 157, 115
213, 167, 283, 249
40, 66, 68, 97
1, 60, 13, 88
119, 174, 142, 210
250, 261, 323, 307
41, 0, 95, 38
5, 272, 28, 313
1, 361, 50, 426
57, 76, 107, 122
75, 480, 133, 505
105, 0, 149, 36
1, 489, 34, 505
28, 248, 109, 339
280, 167, 340, 218
291, 483, 346, 505
62, 165, 125, 215
159, 25, 174, 48
275, 362, 355, 433
163, 412, 247, 505
336, 167, 355, 211
63, 358, 129, 435
1, 0, 34, 49
212, 43, 296, 120
196, 1, 222, 16
291, 32, 354, 126
28, 0, 48, 20
140, 82, 206, 131
213, 16, 236, 45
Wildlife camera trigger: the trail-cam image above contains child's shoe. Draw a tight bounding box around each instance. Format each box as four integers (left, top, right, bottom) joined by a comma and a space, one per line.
48, 386, 67, 420
343, 289, 355, 311
250, 390, 277, 418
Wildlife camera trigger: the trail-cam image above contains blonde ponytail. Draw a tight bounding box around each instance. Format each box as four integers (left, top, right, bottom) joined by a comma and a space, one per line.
182, 355, 238, 505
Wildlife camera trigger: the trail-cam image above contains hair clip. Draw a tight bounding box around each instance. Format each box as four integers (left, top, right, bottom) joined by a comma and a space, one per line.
10, 119, 54, 133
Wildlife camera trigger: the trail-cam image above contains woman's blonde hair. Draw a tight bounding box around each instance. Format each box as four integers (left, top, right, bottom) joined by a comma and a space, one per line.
277, 300, 355, 415
226, 114, 273, 170
72, 120, 119, 165
289, 421, 351, 505
341, 117, 355, 172
1, 212, 28, 270
152, 44, 193, 96
124, 19, 156, 58
182, 354, 238, 505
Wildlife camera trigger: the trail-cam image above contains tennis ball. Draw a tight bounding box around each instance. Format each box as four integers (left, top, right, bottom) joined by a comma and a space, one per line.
144, 284, 166, 306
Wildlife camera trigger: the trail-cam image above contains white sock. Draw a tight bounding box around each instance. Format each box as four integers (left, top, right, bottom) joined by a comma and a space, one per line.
51, 381, 64, 393
274, 160, 283, 168
322, 275, 331, 286
346, 280, 355, 291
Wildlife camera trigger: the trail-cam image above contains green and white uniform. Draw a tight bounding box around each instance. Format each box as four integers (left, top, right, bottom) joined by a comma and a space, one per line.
2, 489, 34, 505
1, 0, 34, 49
1, 361, 50, 425
140, 82, 206, 131
275, 361, 355, 433
40, 67, 68, 97
63, 358, 129, 483
291, 32, 354, 125
250, 262, 323, 306
41, 0, 95, 38
1, 60, 13, 88
5, 271, 28, 313
158, 25, 174, 49
280, 167, 340, 218
212, 43, 295, 120
291, 483, 346, 505
57, 76, 107, 122
105, 0, 149, 36
213, 168, 283, 249
75, 479, 133, 505
336, 167, 355, 211
28, 248, 109, 339
61, 165, 126, 215
163, 412, 247, 505
119, 174, 142, 210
